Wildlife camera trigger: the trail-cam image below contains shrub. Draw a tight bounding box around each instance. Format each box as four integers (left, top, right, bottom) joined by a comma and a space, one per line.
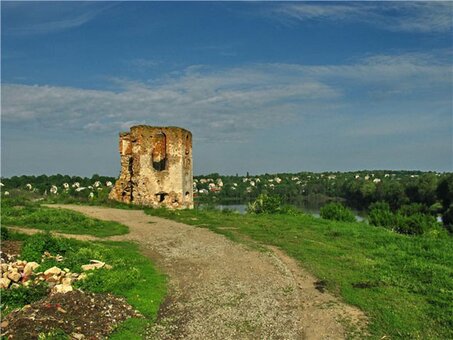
320, 202, 356, 222
21, 233, 73, 262
398, 203, 429, 216
368, 202, 396, 228
394, 212, 439, 235
368, 201, 441, 236
247, 194, 282, 214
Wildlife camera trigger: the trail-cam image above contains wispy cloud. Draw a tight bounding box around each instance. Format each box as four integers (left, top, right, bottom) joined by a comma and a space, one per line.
2, 70, 337, 141
128, 59, 162, 69
268, 2, 453, 33
2, 2, 116, 35
2, 52, 451, 142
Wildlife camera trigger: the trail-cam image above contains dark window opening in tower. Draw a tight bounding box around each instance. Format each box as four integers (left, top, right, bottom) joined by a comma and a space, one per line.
152, 132, 167, 171
156, 192, 168, 203
185, 134, 190, 155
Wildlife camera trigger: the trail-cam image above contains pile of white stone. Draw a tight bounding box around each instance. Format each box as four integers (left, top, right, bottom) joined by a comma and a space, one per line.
0, 255, 112, 294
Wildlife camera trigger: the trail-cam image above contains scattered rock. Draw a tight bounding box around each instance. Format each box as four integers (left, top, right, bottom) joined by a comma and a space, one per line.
23, 262, 40, 276
45, 274, 60, 283
44, 266, 62, 276
61, 277, 72, 285
41, 251, 64, 263
0, 250, 110, 298
77, 273, 88, 281
7, 270, 21, 283
0, 277, 11, 289
90, 260, 104, 265
81, 262, 104, 271
51, 284, 73, 294
57, 306, 67, 314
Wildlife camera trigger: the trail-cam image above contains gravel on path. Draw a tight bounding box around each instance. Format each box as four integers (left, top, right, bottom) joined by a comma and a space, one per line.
29, 204, 368, 339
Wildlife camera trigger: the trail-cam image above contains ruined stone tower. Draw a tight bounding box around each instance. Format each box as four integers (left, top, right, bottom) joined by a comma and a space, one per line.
109, 125, 193, 209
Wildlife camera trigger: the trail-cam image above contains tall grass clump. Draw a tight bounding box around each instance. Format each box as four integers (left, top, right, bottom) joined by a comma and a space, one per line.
247, 194, 283, 214
320, 202, 356, 222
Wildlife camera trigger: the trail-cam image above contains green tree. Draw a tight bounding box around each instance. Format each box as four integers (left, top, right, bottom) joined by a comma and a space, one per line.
437, 174, 453, 232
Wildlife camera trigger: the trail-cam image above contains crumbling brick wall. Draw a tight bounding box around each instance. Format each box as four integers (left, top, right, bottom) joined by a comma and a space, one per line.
109, 125, 193, 209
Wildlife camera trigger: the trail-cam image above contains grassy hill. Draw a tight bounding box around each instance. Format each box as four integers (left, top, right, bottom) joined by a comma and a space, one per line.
146, 207, 453, 339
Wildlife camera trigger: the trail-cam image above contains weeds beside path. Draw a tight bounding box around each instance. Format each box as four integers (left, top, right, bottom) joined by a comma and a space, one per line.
45, 204, 367, 339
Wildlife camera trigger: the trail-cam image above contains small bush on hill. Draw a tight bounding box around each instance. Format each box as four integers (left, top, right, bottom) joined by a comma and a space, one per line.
369, 201, 441, 235
394, 213, 439, 235
320, 202, 356, 222
247, 194, 283, 214
368, 202, 396, 228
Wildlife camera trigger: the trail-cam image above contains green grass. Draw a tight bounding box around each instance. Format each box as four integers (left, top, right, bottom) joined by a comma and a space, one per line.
1, 230, 166, 338
145, 207, 453, 339
1, 197, 128, 237
1, 197, 167, 338
75, 240, 167, 320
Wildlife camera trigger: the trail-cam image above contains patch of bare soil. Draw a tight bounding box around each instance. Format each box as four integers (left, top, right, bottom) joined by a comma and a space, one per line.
41, 205, 369, 339
1, 241, 22, 260
1, 290, 141, 339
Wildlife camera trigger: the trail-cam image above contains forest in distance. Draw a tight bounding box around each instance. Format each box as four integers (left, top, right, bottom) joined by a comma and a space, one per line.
1, 170, 452, 236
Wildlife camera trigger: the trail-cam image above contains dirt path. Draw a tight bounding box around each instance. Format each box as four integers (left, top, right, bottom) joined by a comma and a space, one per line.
31, 204, 367, 339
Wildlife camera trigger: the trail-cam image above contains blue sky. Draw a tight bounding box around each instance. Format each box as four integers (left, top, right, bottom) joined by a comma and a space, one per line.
1, 1, 452, 177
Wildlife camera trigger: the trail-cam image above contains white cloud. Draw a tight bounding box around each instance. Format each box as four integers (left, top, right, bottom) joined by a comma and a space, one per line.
2, 2, 116, 35
268, 2, 453, 33
2, 52, 451, 141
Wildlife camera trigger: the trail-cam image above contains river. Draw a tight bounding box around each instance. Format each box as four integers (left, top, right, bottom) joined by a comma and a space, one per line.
197, 203, 367, 222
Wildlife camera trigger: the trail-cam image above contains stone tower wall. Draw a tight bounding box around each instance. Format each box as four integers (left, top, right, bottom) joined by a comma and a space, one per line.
109, 125, 193, 209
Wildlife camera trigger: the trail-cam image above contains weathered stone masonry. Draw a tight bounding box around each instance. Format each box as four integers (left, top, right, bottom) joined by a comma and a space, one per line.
109, 125, 193, 209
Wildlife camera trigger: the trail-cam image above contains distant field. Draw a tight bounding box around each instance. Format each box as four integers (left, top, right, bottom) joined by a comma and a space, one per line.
146, 207, 453, 339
